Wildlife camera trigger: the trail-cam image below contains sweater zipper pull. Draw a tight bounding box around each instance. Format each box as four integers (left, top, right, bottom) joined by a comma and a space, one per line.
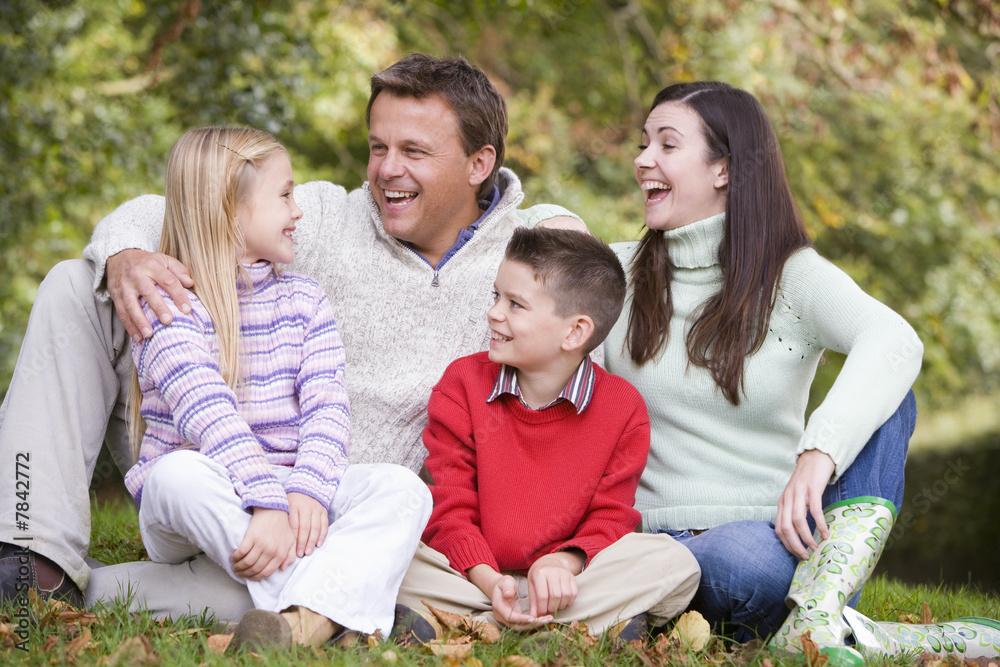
431, 270, 440, 287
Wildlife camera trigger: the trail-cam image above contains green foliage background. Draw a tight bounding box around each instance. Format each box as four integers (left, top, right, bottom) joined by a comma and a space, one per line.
2, 0, 999, 420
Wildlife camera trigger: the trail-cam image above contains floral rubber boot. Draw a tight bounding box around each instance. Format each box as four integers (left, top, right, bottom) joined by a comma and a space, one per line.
769, 497, 897, 667
843, 607, 1000, 660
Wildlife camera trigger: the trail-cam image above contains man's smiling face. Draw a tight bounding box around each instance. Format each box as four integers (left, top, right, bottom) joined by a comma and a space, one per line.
367, 92, 488, 267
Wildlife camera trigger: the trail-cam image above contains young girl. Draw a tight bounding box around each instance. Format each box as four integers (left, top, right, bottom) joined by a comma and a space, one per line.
604, 82, 1000, 663
124, 127, 431, 651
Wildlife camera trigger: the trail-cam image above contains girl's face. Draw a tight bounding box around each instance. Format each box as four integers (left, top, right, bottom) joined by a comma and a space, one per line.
237, 153, 302, 265
634, 102, 728, 231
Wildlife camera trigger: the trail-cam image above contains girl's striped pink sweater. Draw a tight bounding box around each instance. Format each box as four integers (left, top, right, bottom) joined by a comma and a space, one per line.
124, 262, 350, 513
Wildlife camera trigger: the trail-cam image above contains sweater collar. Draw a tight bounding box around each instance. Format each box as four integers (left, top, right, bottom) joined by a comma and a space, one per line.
362, 167, 525, 268
240, 261, 278, 290
664, 212, 726, 269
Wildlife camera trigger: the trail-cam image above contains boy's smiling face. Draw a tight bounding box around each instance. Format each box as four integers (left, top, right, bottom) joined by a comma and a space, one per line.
487, 259, 578, 373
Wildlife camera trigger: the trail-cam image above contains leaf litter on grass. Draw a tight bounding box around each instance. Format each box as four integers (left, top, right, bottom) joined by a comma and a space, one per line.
5, 593, 999, 666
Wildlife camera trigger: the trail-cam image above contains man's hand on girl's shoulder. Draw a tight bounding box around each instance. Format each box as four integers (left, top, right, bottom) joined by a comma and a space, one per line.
107, 248, 194, 342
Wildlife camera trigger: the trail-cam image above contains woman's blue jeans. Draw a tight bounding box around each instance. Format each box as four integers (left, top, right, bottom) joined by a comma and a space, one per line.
662, 391, 916, 643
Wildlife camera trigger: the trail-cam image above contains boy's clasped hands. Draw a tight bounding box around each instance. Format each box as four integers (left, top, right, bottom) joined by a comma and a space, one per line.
231, 492, 329, 581
467, 549, 586, 629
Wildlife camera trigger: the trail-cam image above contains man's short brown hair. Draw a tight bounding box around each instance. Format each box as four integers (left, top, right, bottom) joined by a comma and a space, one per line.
504, 228, 626, 356
367, 53, 507, 200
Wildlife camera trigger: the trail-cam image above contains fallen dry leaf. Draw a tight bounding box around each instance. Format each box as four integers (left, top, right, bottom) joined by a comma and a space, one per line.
441, 657, 482, 667
66, 627, 94, 657
56, 610, 100, 629
100, 635, 159, 666
474, 621, 501, 644
922, 601, 935, 625
762, 659, 774, 667
425, 640, 473, 659
501, 656, 541, 667
668, 610, 712, 651
205, 633, 232, 654
0, 622, 16, 650
43, 634, 60, 652
800, 630, 829, 667
424, 602, 472, 632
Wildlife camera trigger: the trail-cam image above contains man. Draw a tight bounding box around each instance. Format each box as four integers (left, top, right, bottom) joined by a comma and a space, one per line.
0, 53, 583, 617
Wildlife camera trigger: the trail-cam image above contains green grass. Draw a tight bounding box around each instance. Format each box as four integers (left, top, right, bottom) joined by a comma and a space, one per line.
2, 496, 998, 666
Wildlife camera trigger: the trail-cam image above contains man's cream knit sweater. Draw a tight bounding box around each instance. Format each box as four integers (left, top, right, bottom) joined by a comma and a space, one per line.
85, 169, 569, 473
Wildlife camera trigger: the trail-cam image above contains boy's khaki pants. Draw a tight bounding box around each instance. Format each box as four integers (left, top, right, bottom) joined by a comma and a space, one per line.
397, 532, 700, 635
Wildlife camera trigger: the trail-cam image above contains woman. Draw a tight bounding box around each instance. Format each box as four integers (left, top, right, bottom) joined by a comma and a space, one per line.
604, 81, 999, 663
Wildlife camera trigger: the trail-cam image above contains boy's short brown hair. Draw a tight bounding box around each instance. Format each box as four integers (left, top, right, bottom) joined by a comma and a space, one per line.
504, 227, 626, 356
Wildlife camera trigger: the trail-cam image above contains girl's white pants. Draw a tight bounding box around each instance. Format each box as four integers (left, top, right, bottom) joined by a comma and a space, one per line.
137, 450, 431, 635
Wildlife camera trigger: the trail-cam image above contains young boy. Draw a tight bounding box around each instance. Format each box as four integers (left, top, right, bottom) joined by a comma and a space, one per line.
395, 227, 700, 641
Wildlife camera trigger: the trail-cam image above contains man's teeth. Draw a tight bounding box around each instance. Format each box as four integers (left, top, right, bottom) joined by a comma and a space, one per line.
385, 190, 416, 199
491, 331, 512, 342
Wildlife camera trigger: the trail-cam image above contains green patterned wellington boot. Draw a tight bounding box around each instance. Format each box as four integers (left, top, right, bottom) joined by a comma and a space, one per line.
769, 497, 897, 667
843, 607, 1000, 660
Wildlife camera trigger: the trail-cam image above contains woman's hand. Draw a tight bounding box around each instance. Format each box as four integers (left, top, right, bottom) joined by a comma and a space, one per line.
231, 508, 296, 581
775, 449, 836, 559
287, 492, 329, 557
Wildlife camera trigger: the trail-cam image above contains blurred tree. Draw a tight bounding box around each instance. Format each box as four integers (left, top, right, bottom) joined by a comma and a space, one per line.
1, 0, 997, 415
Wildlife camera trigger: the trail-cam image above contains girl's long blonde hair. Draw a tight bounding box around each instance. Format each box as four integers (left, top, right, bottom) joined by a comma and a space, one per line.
128, 126, 287, 461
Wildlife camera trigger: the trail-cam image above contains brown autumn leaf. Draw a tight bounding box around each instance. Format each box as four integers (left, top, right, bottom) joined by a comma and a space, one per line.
100, 635, 159, 666
43, 634, 60, 652
915, 654, 946, 667
425, 639, 473, 659
65, 626, 94, 662
0, 622, 17, 650
443, 657, 482, 667
669, 610, 712, 651
56, 610, 100, 628
424, 602, 472, 632
800, 630, 829, 667
762, 659, 775, 667
502, 656, 541, 667
647, 630, 684, 662
206, 633, 232, 654
473, 620, 501, 644
922, 601, 935, 625
30, 589, 70, 630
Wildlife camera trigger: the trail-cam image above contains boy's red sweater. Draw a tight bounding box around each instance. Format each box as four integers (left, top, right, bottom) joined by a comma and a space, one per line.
421, 352, 651, 574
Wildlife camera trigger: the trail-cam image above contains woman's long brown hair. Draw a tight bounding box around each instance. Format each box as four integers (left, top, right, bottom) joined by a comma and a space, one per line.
625, 82, 812, 405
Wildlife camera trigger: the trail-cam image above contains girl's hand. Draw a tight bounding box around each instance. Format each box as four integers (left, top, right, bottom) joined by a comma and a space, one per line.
287, 492, 330, 557
231, 508, 296, 581
775, 449, 836, 559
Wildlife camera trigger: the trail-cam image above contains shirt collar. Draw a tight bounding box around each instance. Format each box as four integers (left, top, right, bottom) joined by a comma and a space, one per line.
487, 356, 596, 414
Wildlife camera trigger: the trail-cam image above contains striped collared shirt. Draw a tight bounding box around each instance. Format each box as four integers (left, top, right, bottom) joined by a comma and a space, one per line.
486, 357, 596, 414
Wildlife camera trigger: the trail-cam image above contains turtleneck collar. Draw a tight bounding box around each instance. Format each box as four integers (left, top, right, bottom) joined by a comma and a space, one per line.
240, 261, 278, 291
663, 212, 726, 269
